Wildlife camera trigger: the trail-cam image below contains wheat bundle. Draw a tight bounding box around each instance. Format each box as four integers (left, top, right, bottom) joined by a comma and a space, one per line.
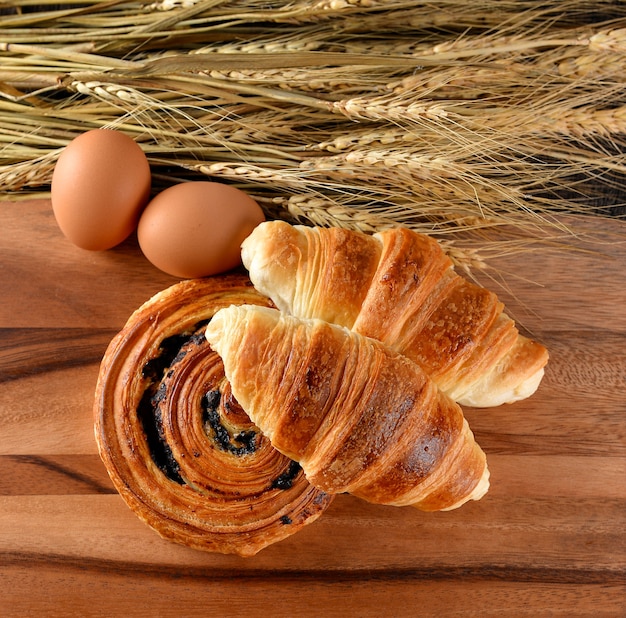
0, 1, 624, 266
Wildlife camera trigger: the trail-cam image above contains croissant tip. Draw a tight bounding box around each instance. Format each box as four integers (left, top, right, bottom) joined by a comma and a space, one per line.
437, 465, 491, 512
204, 309, 225, 350
240, 220, 267, 265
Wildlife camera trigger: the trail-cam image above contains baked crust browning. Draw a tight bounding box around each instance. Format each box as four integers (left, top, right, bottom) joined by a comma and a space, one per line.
94, 274, 333, 557
206, 305, 489, 512
242, 221, 549, 407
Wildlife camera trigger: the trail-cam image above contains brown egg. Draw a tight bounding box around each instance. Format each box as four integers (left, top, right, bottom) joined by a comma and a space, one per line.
137, 181, 266, 278
51, 129, 151, 250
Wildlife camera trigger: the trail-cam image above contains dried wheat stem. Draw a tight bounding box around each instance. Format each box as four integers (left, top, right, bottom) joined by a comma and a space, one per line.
331, 96, 451, 123
588, 27, 626, 53
196, 161, 306, 187
63, 79, 278, 150
440, 242, 489, 273
415, 178, 527, 210
148, 0, 202, 11
297, 150, 532, 214
541, 105, 626, 138
0, 42, 140, 70
0, 153, 58, 192
558, 51, 624, 78
192, 34, 324, 56
270, 194, 396, 233
278, 0, 405, 23
310, 127, 416, 152
300, 150, 462, 180
270, 193, 490, 271
0, 0, 623, 261
68, 80, 149, 105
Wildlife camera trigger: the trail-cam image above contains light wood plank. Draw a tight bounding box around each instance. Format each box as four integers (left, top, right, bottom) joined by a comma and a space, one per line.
1, 200, 624, 614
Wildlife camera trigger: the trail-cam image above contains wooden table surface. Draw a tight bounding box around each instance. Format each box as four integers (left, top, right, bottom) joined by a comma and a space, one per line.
1, 199, 624, 617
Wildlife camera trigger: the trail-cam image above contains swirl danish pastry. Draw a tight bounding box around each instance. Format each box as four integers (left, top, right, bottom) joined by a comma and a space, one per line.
94, 274, 333, 557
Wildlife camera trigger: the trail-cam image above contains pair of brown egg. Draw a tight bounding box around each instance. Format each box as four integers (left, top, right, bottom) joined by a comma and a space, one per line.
51, 129, 266, 278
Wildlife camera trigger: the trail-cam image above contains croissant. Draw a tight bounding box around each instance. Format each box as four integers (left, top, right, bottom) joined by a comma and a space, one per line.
94, 274, 333, 557
206, 304, 489, 512
241, 220, 549, 408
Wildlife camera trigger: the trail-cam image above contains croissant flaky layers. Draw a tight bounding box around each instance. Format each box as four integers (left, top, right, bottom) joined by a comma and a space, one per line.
97, 221, 547, 553
206, 305, 489, 512
241, 220, 549, 408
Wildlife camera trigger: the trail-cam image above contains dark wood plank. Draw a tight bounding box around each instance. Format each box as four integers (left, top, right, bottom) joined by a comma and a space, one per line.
0, 455, 115, 495
1, 566, 622, 618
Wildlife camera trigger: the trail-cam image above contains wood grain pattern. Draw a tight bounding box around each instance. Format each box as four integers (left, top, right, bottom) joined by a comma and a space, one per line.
0, 200, 624, 616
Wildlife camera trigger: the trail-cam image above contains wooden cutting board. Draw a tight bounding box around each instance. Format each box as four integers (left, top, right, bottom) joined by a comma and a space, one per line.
1, 199, 624, 617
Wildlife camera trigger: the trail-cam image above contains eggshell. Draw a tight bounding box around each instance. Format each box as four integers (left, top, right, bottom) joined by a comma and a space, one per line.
137, 181, 265, 278
51, 129, 151, 250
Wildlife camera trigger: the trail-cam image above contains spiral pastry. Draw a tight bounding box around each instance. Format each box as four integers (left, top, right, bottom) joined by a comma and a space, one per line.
94, 273, 333, 557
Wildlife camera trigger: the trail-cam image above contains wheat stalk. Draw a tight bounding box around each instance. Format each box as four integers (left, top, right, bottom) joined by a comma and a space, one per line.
0, 1, 624, 269
0, 153, 58, 191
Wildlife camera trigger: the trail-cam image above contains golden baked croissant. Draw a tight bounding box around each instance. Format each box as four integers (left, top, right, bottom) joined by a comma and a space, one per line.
94, 274, 333, 557
241, 220, 549, 407
206, 304, 489, 512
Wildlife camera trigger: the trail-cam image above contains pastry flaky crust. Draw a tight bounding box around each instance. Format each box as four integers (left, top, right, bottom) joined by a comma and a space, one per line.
94, 274, 333, 557
241, 221, 549, 408
206, 305, 489, 512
